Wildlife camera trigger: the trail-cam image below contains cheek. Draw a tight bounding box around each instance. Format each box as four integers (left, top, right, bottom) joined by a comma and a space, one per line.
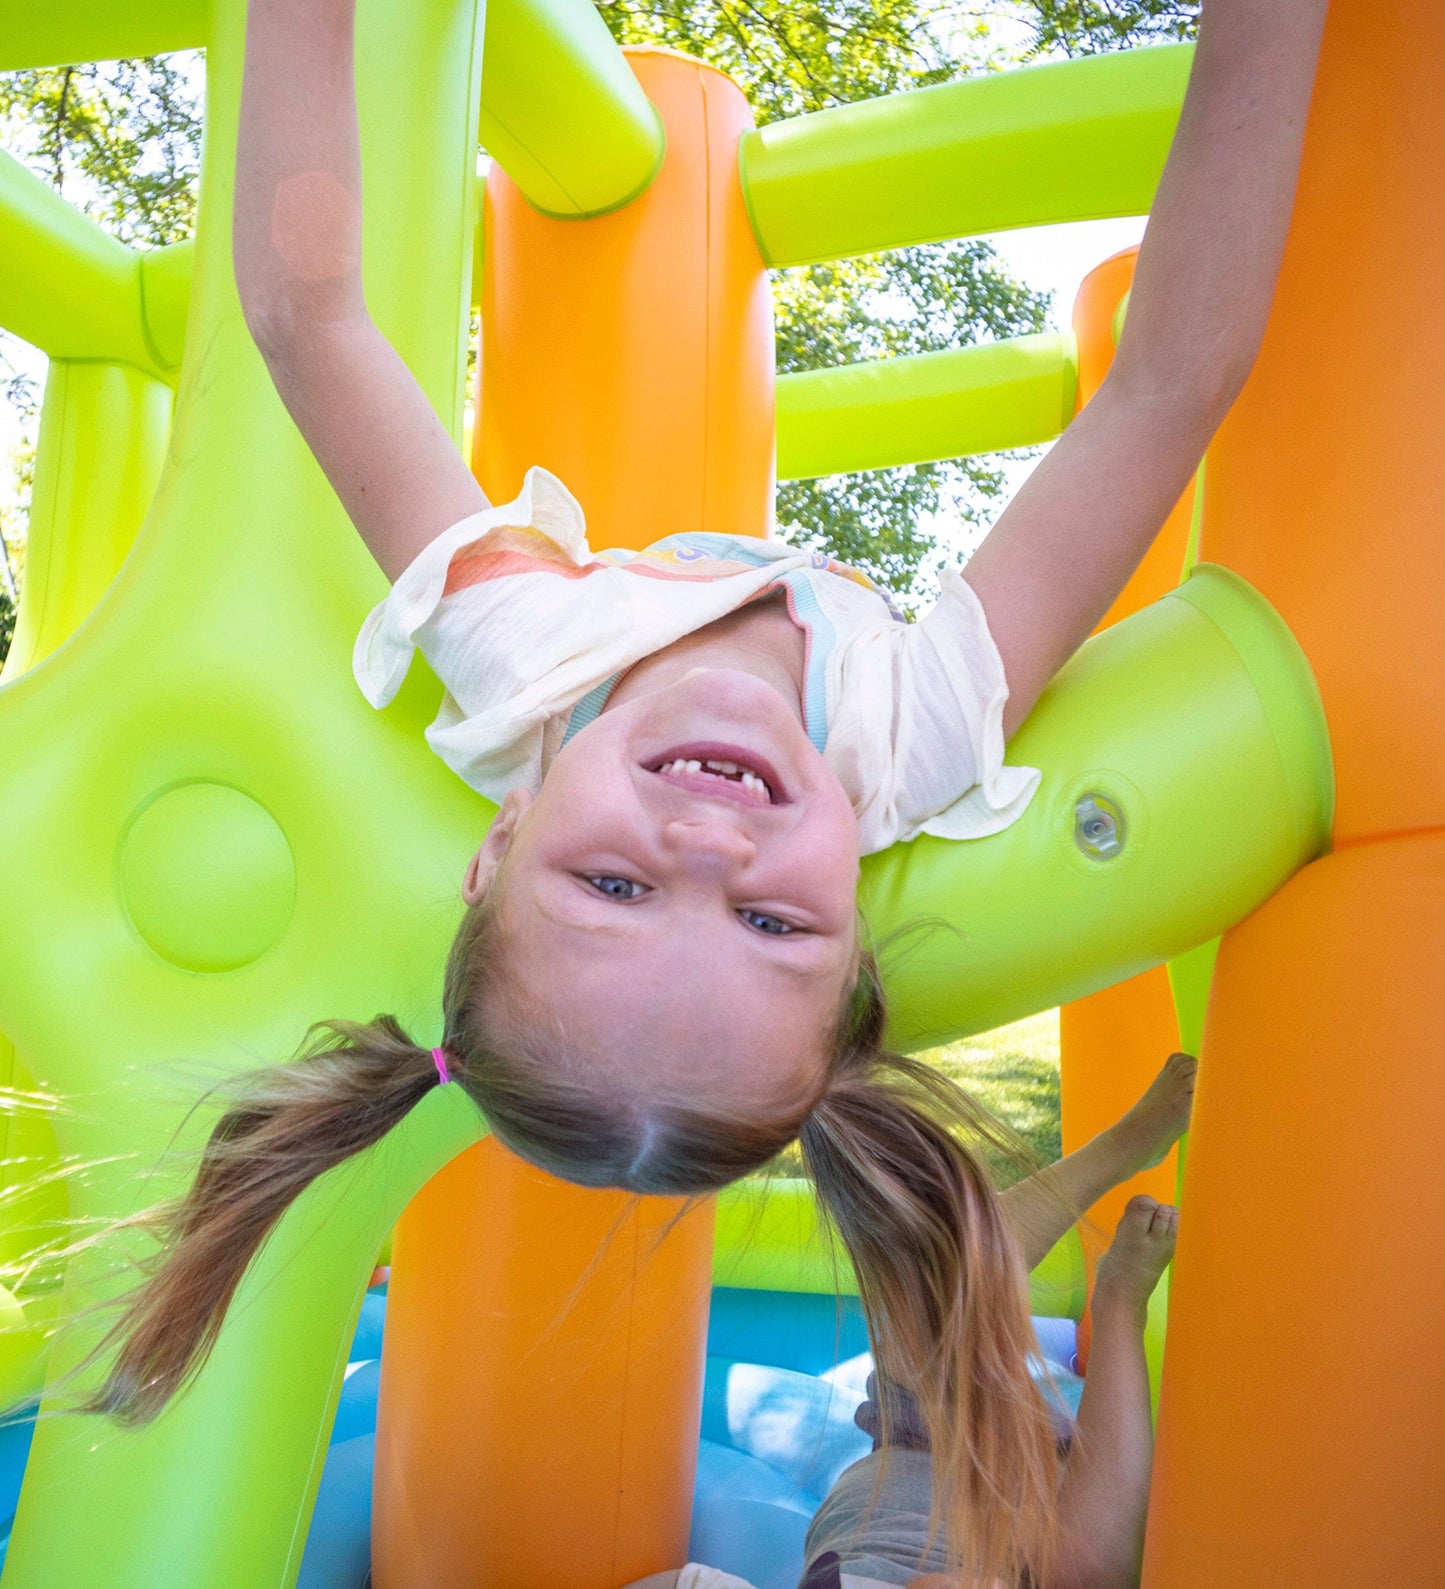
787, 803, 862, 926
535, 738, 630, 821
816, 787, 862, 871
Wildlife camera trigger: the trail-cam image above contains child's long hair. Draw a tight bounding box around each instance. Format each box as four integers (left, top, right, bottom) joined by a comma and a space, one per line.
87, 901, 1060, 1584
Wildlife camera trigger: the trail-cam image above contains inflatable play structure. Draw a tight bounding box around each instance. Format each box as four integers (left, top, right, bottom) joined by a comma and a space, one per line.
0, 0, 1439, 1583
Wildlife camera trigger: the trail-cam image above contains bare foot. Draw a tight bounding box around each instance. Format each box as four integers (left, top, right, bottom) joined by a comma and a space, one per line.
1113, 1051, 1197, 1174
1093, 1195, 1178, 1325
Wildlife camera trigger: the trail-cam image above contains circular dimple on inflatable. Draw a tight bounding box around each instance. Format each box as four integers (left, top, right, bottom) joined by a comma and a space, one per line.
117, 782, 296, 972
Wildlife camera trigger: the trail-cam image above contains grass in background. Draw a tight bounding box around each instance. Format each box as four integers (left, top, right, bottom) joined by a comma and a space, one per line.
918, 1009, 1061, 1186
766, 1009, 1061, 1184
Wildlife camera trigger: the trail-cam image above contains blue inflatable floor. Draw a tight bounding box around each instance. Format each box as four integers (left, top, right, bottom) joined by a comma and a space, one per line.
0, 1286, 1081, 1588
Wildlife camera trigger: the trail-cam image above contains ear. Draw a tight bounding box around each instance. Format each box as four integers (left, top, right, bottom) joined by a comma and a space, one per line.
462, 789, 533, 906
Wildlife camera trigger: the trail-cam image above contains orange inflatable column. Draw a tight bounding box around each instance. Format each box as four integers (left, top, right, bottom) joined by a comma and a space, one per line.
1058, 250, 1195, 1365
475, 50, 774, 544
373, 52, 774, 1588
1144, 2, 1445, 1581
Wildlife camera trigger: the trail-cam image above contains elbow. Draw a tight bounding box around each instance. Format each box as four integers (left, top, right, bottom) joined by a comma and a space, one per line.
1104, 344, 1258, 440
233, 245, 367, 365
1110, 305, 1273, 433
238, 291, 294, 365
1189, 336, 1263, 426
235, 278, 369, 373
233, 244, 299, 362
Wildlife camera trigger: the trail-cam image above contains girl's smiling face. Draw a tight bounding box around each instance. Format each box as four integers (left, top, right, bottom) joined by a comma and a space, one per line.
463, 667, 861, 1112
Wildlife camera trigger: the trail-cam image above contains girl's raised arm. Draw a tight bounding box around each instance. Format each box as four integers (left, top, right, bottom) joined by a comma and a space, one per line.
234, 0, 488, 582
962, 0, 1330, 738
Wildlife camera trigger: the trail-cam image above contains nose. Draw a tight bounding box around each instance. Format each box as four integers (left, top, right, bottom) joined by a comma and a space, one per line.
660, 816, 757, 875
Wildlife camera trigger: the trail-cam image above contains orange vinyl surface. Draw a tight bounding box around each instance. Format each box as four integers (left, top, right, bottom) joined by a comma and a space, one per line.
1198, 2, 1445, 846
1145, 1, 1445, 1577
1144, 839, 1445, 1582
374, 1143, 714, 1587
476, 49, 775, 550
374, 51, 772, 1588
1058, 249, 1192, 1366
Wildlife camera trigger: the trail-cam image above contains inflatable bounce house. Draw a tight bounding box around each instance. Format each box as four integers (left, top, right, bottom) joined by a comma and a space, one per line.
0, 0, 1440, 1583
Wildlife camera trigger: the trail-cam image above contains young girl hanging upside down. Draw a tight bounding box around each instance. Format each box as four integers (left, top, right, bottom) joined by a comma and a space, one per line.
88, 0, 1327, 1583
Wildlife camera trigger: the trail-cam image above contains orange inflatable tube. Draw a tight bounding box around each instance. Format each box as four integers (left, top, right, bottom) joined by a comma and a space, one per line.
1144, 0, 1445, 1579
1057, 249, 1194, 1367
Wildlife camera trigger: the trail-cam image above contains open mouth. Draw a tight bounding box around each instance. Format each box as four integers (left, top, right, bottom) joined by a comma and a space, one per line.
646, 743, 786, 807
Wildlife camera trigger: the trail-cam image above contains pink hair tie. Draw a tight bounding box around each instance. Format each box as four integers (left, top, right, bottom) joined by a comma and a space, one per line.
430, 1046, 452, 1085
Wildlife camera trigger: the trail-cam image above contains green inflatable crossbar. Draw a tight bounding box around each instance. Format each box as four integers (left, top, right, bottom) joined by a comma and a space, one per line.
0, 150, 169, 374
0, 0, 666, 222
739, 44, 1194, 266
777, 330, 1076, 480
0, 0, 202, 72
864, 563, 1333, 1049
477, 0, 664, 217
714, 1178, 1088, 1321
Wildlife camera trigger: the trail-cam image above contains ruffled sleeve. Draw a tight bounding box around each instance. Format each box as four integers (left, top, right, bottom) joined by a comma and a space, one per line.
826, 564, 1040, 854
907, 565, 1041, 842
352, 465, 588, 709
676, 1567, 759, 1589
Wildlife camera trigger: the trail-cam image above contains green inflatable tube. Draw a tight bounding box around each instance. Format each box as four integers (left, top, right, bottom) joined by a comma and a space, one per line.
740, 45, 1194, 267
0, 150, 165, 373
777, 330, 1076, 480
863, 564, 1333, 1050
139, 241, 194, 371
714, 1178, 1088, 1321
1, 361, 172, 682
478, 0, 665, 218
0, 0, 201, 73
0, 0, 663, 223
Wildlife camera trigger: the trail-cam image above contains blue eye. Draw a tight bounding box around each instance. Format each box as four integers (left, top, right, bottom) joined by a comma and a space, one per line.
585, 875, 646, 901
739, 909, 794, 936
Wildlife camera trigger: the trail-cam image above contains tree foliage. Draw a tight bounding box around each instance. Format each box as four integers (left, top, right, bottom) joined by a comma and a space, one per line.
595, 0, 1056, 599
0, 2, 1200, 669
0, 57, 201, 246
1019, 0, 1197, 57
0, 572, 15, 663
770, 246, 1047, 595
595, 0, 960, 123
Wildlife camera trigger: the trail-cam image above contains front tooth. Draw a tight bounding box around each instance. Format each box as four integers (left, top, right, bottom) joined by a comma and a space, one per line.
685, 759, 702, 773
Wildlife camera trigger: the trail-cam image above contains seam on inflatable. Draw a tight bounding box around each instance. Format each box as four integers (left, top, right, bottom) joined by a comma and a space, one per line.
735, 131, 773, 268
134, 253, 171, 377
1172, 569, 1333, 863
1328, 821, 1445, 855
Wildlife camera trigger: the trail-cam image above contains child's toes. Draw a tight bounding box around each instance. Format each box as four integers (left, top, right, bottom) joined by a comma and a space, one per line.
1123, 1193, 1160, 1227
1097, 1198, 1178, 1314
1165, 1050, 1198, 1090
